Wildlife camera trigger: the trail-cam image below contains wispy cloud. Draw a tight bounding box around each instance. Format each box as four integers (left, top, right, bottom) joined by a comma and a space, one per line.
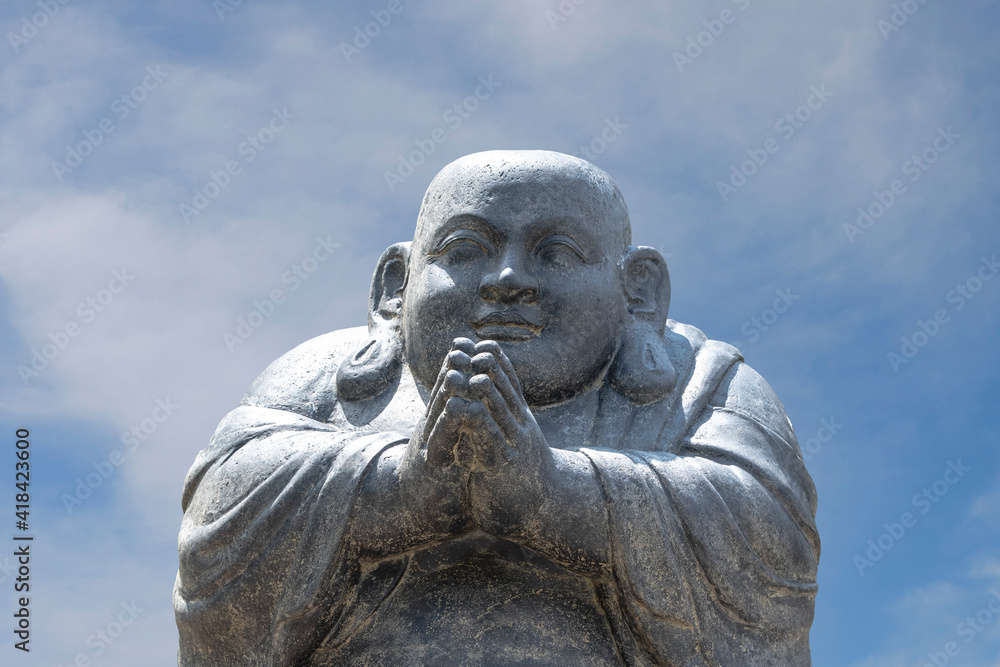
0, 0, 998, 664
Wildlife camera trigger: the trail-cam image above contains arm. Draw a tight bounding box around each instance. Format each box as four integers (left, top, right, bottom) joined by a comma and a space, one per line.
175, 408, 402, 667
579, 361, 819, 664
667, 362, 820, 582
348, 441, 470, 560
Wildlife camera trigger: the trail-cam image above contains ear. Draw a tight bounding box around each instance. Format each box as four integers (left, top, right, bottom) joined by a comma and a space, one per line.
336, 243, 410, 402
368, 242, 410, 326
622, 246, 670, 333
607, 246, 676, 405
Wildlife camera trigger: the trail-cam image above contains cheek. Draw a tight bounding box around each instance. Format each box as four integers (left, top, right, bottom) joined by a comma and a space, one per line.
416, 265, 480, 306
401, 270, 475, 385
539, 275, 624, 356
545, 269, 623, 318
541, 317, 620, 368
538, 270, 623, 330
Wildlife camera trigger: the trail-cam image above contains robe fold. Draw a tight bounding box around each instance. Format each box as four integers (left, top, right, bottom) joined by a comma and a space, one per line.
174, 321, 819, 666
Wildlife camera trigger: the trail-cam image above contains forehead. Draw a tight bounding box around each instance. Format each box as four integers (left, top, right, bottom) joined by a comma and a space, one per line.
415, 161, 628, 248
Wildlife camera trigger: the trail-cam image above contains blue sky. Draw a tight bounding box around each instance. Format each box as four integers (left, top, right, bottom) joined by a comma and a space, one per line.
1, 0, 998, 664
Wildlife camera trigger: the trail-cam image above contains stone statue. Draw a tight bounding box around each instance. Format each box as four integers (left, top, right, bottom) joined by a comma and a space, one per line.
173, 150, 819, 666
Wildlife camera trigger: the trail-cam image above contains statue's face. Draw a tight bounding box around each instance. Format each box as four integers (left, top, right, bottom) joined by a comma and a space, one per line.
402, 167, 627, 406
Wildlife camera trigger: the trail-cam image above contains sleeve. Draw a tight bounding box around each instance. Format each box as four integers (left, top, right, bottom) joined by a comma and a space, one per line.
582, 362, 819, 666
173, 330, 409, 666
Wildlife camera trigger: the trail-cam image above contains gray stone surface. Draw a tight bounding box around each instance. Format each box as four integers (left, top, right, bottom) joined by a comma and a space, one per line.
174, 150, 820, 666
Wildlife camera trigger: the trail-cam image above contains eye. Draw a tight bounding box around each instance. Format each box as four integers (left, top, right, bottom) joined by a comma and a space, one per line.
431, 232, 490, 263
540, 247, 573, 268
536, 237, 587, 268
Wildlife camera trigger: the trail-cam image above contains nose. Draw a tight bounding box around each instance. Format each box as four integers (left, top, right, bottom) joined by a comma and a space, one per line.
479, 264, 539, 304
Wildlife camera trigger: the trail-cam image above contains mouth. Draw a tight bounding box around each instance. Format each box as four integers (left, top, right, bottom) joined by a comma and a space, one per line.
472, 312, 544, 342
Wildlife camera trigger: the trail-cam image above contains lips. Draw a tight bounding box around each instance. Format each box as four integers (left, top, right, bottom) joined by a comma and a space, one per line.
472, 311, 544, 341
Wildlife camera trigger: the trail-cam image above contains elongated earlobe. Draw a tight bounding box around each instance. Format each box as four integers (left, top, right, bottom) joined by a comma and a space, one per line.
607, 323, 676, 405
335, 327, 403, 402
336, 243, 410, 402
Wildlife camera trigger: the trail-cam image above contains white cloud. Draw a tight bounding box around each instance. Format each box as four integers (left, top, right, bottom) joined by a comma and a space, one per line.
0, 0, 997, 664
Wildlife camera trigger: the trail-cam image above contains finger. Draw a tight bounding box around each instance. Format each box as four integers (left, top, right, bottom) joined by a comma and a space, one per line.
425, 349, 472, 419
461, 399, 509, 469
446, 349, 472, 374
424, 351, 462, 426
468, 374, 521, 443
452, 337, 476, 355
421, 369, 469, 444
426, 396, 469, 467
470, 352, 525, 421
474, 340, 523, 398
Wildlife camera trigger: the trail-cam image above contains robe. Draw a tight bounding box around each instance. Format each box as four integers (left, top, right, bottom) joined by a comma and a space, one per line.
174, 320, 819, 666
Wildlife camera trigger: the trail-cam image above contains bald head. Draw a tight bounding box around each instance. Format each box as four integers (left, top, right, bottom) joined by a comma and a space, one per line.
414, 150, 631, 254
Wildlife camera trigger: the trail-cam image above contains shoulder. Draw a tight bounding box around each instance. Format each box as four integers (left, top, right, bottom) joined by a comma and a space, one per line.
240, 326, 369, 421
663, 319, 795, 443
710, 361, 797, 445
